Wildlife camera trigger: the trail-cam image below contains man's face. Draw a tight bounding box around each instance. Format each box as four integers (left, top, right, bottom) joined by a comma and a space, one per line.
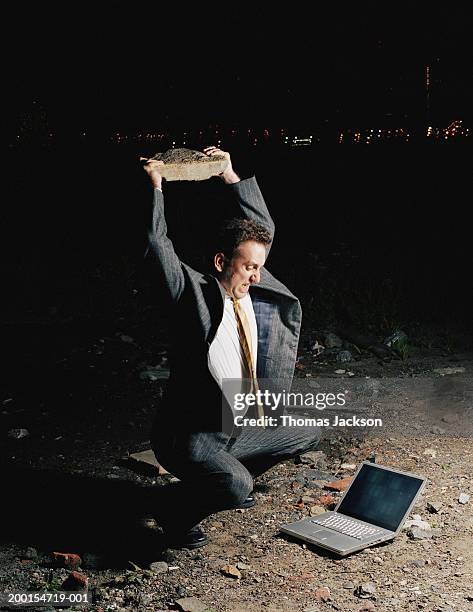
216, 240, 266, 300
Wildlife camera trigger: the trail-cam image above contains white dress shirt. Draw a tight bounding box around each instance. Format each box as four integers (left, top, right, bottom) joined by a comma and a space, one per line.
208, 291, 258, 388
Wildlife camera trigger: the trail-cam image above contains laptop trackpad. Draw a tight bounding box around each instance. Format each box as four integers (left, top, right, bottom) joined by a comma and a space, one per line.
313, 529, 339, 541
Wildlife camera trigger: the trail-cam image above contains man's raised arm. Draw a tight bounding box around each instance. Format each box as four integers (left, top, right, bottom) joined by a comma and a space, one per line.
204, 147, 275, 252
142, 158, 185, 301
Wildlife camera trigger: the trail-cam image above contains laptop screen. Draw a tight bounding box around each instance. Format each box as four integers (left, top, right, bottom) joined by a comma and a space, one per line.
337, 463, 425, 532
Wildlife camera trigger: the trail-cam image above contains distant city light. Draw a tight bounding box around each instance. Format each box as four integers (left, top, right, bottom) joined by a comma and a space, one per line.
9, 120, 472, 149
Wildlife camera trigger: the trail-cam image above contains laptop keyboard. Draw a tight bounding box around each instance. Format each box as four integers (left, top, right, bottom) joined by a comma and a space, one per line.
311, 515, 383, 540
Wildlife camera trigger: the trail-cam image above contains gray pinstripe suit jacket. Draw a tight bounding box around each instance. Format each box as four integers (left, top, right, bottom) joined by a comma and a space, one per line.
147, 177, 302, 438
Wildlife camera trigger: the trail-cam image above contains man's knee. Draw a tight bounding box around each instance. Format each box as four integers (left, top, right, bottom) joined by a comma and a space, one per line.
288, 425, 322, 457
301, 426, 322, 450
219, 470, 253, 508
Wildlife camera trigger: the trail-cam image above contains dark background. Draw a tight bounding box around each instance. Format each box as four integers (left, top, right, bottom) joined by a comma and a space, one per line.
3, 3, 473, 355
5, 4, 472, 126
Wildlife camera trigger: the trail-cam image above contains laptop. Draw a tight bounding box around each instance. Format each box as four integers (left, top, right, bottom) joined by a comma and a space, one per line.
280, 461, 426, 556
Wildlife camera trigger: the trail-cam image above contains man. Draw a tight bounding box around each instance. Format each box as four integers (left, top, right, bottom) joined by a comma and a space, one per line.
143, 147, 321, 549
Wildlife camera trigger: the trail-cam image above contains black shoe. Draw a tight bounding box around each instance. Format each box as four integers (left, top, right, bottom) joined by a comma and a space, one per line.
164, 525, 209, 550
239, 494, 256, 509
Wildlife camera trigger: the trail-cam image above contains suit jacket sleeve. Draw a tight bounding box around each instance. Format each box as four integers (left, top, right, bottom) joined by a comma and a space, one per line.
228, 177, 275, 256
144, 188, 185, 301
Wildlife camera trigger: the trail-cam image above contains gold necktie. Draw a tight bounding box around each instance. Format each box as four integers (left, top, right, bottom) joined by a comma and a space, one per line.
232, 297, 265, 422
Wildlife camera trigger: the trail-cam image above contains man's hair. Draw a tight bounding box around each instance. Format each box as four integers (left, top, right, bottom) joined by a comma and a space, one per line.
215, 218, 272, 259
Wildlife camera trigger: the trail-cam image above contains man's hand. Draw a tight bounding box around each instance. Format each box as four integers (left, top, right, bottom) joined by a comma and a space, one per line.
140, 157, 165, 190
203, 146, 240, 184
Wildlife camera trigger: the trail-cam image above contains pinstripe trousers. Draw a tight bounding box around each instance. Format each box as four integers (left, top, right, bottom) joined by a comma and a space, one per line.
152, 423, 322, 533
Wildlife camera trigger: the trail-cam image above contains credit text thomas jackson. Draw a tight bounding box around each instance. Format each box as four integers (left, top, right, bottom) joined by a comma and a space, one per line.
233, 414, 383, 428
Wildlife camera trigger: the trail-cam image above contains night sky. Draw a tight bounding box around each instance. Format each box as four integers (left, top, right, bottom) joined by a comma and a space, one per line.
5, 3, 473, 131
2, 3, 472, 343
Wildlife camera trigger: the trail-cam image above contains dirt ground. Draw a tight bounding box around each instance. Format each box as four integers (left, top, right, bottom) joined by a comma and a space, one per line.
1, 345, 472, 612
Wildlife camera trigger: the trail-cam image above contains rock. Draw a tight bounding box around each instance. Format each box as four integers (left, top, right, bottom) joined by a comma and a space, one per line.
336, 350, 353, 363
139, 367, 170, 381
61, 571, 88, 591
404, 515, 431, 531
458, 492, 470, 504
150, 148, 228, 182
309, 505, 326, 517
302, 469, 333, 481
314, 586, 331, 602
119, 334, 134, 343
358, 602, 376, 611
423, 448, 437, 458
301, 495, 316, 504
23, 547, 38, 560
407, 527, 433, 540
311, 340, 325, 355
335, 369, 346, 374
296, 451, 327, 466
52, 552, 82, 569
433, 367, 465, 375
128, 449, 170, 475
427, 501, 443, 514
430, 426, 446, 435
236, 562, 250, 570
8, 428, 29, 439
306, 480, 326, 490
355, 582, 377, 599
175, 596, 211, 612
340, 463, 357, 470
324, 476, 352, 492
220, 564, 241, 579
342, 581, 355, 589
149, 561, 168, 574
318, 494, 335, 507
384, 329, 407, 348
